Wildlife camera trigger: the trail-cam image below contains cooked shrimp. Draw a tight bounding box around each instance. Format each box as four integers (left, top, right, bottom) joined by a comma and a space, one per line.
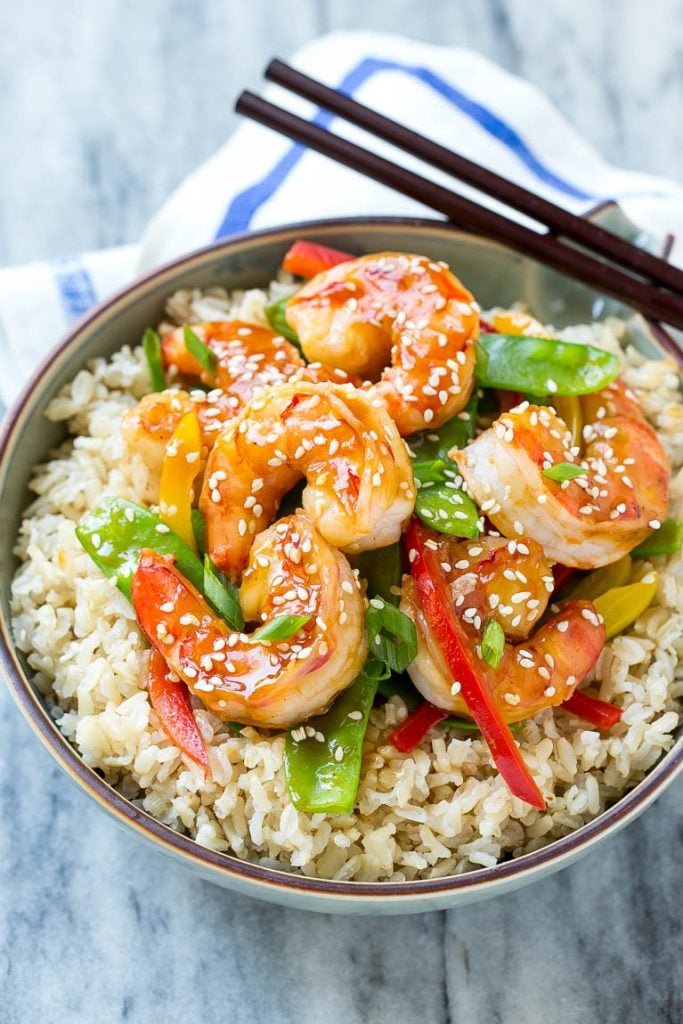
200, 380, 416, 578
162, 320, 306, 390
121, 389, 237, 476
285, 252, 479, 435
131, 513, 367, 729
400, 534, 605, 722
454, 379, 670, 569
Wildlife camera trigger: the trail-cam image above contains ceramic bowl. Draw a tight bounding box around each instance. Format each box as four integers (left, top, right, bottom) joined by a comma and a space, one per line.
1, 216, 681, 914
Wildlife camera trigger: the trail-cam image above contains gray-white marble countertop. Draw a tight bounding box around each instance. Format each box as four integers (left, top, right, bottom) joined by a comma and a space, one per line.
1, 2, 682, 1021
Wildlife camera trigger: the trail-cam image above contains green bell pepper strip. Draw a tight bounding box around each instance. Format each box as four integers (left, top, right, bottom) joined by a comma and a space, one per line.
75, 498, 240, 627
631, 518, 683, 557
264, 295, 302, 347
475, 333, 619, 396
284, 659, 386, 814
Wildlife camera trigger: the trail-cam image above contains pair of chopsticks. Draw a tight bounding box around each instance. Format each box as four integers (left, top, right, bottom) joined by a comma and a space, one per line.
235, 60, 683, 338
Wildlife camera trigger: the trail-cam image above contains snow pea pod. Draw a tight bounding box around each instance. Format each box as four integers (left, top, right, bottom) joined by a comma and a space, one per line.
284, 659, 385, 814
76, 497, 241, 628
475, 334, 619, 396
408, 394, 477, 462
632, 518, 683, 557
410, 396, 481, 539
76, 497, 205, 600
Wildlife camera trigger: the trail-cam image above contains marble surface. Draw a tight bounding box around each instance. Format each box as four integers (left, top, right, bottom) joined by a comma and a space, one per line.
1, 2, 683, 1022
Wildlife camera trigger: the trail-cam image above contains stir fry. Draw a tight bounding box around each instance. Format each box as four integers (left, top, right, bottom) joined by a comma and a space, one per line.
77, 240, 681, 814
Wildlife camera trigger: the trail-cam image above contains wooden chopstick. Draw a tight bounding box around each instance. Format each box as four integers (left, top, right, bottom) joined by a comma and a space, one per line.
265, 59, 683, 297
235, 90, 683, 331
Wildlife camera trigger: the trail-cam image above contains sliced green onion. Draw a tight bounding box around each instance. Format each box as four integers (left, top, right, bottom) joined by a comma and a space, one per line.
440, 716, 482, 732
191, 508, 207, 557
481, 618, 505, 669
365, 599, 418, 674
142, 328, 166, 392
351, 543, 402, 607
224, 722, 244, 737
264, 295, 301, 346
475, 334, 619, 396
542, 462, 588, 482
250, 614, 311, 643
183, 324, 217, 376
203, 554, 243, 631
415, 481, 480, 539
632, 517, 683, 557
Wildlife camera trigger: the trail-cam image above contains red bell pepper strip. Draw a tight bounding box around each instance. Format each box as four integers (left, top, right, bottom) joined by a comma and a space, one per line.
389, 701, 449, 753
562, 691, 623, 730
282, 239, 352, 278
147, 649, 210, 776
496, 389, 524, 412
552, 562, 577, 593
479, 318, 496, 333
404, 519, 546, 809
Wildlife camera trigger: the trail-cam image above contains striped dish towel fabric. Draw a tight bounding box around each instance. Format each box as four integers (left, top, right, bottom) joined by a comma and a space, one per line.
1, 30, 682, 408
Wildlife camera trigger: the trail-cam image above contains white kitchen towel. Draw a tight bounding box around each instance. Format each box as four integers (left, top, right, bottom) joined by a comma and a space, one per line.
1, 30, 682, 408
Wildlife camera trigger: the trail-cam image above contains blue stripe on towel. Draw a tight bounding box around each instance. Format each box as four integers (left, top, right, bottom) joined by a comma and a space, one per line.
54, 261, 98, 322
215, 56, 592, 238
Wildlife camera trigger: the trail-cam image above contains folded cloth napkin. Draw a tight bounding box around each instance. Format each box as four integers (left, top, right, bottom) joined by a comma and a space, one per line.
1, 30, 682, 409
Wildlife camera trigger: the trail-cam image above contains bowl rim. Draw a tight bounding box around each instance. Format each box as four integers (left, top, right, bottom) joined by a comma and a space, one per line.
2, 214, 682, 903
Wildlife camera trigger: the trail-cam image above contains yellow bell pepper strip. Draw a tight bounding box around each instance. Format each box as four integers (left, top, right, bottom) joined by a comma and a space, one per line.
592, 573, 659, 640
158, 411, 202, 553
490, 309, 549, 337
148, 649, 209, 775
632, 518, 683, 557
282, 239, 352, 278
405, 519, 545, 809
